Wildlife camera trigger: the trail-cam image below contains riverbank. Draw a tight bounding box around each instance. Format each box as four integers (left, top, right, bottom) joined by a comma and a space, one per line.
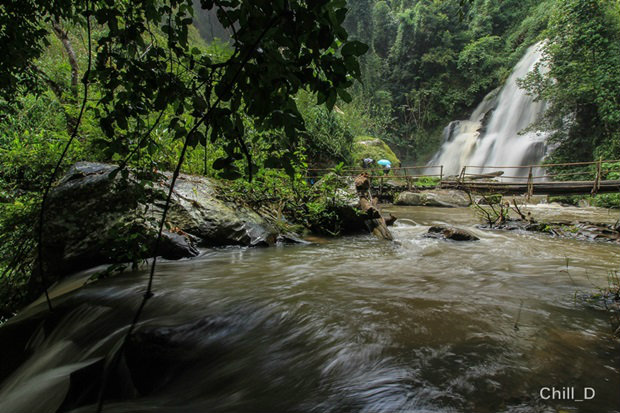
389, 187, 620, 243
3, 172, 618, 321
1, 163, 394, 319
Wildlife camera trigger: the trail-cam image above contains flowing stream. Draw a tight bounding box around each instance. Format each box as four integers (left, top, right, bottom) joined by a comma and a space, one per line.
430, 42, 549, 177
1, 206, 619, 413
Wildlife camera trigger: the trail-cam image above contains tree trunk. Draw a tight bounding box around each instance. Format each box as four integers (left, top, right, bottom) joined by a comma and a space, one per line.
52, 20, 79, 99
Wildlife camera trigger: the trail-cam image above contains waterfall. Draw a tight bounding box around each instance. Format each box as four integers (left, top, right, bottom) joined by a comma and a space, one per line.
429, 42, 548, 178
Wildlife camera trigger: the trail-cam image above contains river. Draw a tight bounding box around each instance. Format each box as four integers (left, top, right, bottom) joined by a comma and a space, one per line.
1, 205, 619, 413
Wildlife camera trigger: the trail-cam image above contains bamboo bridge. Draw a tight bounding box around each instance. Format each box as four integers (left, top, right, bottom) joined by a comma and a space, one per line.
306, 159, 620, 198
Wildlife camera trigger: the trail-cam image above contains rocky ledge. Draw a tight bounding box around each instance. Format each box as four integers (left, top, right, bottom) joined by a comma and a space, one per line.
40, 163, 390, 280
41, 162, 297, 278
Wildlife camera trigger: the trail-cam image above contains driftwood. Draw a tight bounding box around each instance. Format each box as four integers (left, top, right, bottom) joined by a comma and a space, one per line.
355, 173, 394, 240
466, 171, 504, 180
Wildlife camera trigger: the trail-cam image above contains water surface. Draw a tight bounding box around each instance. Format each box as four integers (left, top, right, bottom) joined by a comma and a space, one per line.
1, 206, 618, 413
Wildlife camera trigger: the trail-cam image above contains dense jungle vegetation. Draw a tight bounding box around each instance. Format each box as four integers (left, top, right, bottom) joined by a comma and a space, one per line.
1, 0, 620, 318
344, 0, 620, 164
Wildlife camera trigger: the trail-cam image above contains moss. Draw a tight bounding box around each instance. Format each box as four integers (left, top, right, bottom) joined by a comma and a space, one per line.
351, 135, 400, 167
548, 195, 584, 206
414, 176, 440, 188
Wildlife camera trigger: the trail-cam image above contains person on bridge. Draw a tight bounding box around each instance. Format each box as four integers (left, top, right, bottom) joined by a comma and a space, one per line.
362, 158, 374, 169
377, 159, 392, 175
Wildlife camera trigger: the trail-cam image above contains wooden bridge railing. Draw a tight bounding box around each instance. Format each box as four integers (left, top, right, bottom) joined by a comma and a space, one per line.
303, 159, 620, 196
304, 165, 443, 180
449, 159, 620, 197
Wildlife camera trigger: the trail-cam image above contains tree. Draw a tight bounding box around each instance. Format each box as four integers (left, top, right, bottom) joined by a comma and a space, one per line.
521, 0, 620, 161
0, 0, 369, 315
1, 0, 368, 178
371, 1, 396, 59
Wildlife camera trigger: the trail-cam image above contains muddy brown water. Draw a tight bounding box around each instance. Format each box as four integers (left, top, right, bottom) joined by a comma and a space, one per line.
1, 205, 619, 413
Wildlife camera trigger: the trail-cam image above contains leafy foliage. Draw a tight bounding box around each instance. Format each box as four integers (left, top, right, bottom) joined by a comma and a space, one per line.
0, 0, 372, 317
520, 0, 620, 164
220, 165, 356, 236
343, 0, 552, 162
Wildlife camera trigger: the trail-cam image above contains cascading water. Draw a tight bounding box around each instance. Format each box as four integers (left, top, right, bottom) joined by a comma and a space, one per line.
429, 42, 548, 178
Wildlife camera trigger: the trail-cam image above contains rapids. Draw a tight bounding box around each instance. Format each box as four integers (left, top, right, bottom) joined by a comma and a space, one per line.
0, 206, 619, 413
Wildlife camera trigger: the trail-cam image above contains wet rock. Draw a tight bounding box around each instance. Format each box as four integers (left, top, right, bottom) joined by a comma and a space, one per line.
312, 174, 365, 234
334, 178, 369, 234
384, 213, 397, 227
42, 162, 285, 278
395, 189, 471, 208
490, 218, 620, 243
567, 222, 620, 242
425, 225, 479, 241
159, 231, 200, 260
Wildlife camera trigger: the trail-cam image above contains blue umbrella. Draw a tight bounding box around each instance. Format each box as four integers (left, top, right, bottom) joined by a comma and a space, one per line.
377, 159, 391, 166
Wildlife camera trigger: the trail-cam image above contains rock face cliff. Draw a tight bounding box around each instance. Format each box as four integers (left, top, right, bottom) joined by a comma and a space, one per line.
41, 162, 287, 278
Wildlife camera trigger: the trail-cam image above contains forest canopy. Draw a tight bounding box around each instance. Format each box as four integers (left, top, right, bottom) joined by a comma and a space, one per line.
343, 0, 620, 164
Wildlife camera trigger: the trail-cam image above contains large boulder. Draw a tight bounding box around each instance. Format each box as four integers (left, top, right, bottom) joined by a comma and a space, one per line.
351, 136, 400, 167
394, 189, 471, 208
313, 174, 368, 234
41, 162, 284, 278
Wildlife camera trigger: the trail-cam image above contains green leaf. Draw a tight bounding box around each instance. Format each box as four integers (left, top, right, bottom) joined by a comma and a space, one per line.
326, 90, 337, 111
341, 40, 369, 57
337, 88, 352, 103
212, 157, 231, 170
187, 131, 204, 148
192, 95, 208, 113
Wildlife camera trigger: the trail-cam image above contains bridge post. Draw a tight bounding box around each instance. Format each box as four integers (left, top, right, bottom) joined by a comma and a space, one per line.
526, 167, 533, 201
439, 165, 443, 185
458, 166, 466, 186
404, 167, 411, 191
592, 157, 602, 196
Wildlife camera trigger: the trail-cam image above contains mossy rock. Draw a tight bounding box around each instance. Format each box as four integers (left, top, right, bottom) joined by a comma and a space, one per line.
351, 136, 400, 167
41, 162, 284, 279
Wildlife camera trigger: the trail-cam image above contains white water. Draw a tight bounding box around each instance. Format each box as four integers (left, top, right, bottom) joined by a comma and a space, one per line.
430, 42, 548, 178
